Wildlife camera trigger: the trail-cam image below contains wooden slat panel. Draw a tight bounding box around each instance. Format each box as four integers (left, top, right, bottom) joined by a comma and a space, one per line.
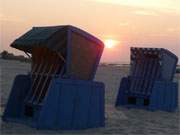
26, 48, 47, 103
25, 47, 65, 105
32, 50, 54, 103
37, 53, 59, 103
38, 53, 65, 104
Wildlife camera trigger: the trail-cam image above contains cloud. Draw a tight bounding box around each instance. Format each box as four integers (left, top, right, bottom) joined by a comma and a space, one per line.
0, 13, 3, 19
89, 0, 180, 13
133, 10, 158, 16
167, 28, 180, 32
0, 14, 24, 23
119, 22, 129, 26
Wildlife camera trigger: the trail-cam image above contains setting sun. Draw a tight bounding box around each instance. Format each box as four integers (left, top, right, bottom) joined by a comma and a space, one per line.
104, 39, 118, 48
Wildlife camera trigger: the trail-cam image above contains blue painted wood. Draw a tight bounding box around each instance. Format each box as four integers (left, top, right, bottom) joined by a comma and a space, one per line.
166, 82, 178, 111
58, 82, 76, 129
88, 85, 101, 128
3, 78, 105, 130
72, 84, 91, 129
115, 77, 130, 106
116, 80, 178, 112
2, 75, 31, 120
149, 81, 178, 111
174, 83, 178, 110
165, 83, 172, 111
37, 79, 60, 129
99, 85, 105, 126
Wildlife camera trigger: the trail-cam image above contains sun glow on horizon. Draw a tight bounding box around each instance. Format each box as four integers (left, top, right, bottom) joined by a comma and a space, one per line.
104, 39, 119, 49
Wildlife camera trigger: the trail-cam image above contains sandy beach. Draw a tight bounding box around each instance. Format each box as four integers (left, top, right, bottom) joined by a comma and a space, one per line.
0, 59, 179, 134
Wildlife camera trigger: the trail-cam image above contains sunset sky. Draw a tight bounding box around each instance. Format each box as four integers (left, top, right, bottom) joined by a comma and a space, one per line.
1, 0, 180, 63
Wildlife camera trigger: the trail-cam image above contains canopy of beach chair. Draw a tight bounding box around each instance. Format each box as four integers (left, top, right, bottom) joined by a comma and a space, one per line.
11, 25, 103, 54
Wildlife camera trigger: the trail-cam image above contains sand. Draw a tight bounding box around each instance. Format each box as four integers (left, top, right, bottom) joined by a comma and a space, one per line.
0, 59, 179, 134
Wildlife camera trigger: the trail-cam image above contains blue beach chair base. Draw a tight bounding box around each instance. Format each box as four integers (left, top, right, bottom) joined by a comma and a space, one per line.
2, 75, 105, 130
115, 77, 178, 112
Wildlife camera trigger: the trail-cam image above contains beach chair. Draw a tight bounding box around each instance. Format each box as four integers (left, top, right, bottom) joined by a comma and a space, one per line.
2, 25, 105, 129
116, 47, 178, 112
